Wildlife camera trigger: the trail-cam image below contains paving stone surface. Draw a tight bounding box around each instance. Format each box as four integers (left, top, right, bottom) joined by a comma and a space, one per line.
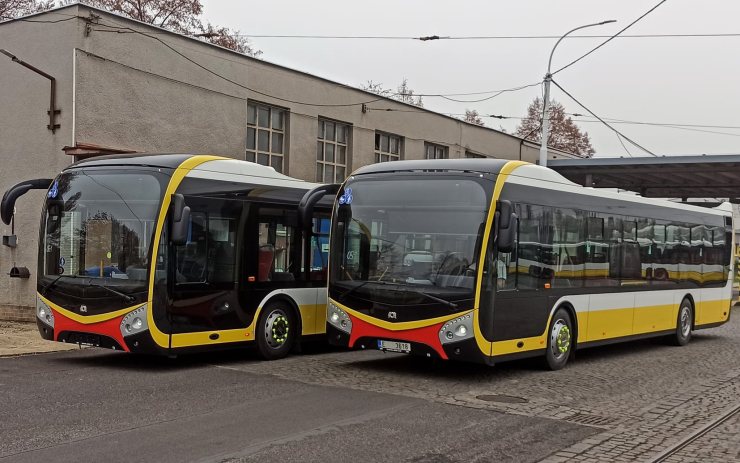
212, 306, 740, 462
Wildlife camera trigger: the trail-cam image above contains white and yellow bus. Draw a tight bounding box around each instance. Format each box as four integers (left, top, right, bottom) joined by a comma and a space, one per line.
2, 154, 337, 359
326, 159, 733, 369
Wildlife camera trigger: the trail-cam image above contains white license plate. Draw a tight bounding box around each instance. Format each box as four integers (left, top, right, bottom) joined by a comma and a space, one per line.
377, 340, 411, 353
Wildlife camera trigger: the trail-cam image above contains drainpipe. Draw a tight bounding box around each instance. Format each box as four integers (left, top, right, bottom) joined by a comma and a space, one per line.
1, 49, 60, 133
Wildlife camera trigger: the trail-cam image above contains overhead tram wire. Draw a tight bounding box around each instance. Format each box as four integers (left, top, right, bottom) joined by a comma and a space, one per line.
71, 49, 502, 151
89, 20, 386, 108
550, 79, 657, 156
364, 107, 740, 135
614, 132, 635, 158
87, 19, 544, 105
552, 0, 669, 76
218, 33, 740, 40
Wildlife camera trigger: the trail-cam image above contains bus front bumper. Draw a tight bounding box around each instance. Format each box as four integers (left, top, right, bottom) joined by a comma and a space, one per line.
326, 306, 490, 364
35, 303, 162, 354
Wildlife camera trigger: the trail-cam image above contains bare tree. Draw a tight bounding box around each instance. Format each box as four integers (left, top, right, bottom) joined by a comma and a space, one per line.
463, 109, 485, 126
360, 80, 392, 98
83, 0, 202, 32
197, 22, 261, 57
361, 78, 423, 107
82, 0, 261, 56
0, 0, 54, 21
515, 97, 595, 157
395, 78, 423, 107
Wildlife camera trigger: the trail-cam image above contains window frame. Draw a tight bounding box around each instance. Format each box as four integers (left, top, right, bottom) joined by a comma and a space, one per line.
246, 101, 289, 173
424, 142, 449, 160
317, 118, 351, 183
374, 131, 403, 163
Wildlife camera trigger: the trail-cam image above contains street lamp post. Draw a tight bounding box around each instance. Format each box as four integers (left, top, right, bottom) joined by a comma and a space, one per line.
539, 20, 616, 167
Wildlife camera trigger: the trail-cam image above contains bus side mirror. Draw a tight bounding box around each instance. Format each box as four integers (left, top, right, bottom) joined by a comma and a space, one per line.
171, 194, 190, 246
497, 200, 517, 253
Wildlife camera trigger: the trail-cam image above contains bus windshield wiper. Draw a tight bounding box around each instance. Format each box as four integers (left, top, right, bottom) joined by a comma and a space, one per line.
403, 288, 458, 309
87, 282, 135, 303
42, 274, 77, 296
338, 279, 392, 301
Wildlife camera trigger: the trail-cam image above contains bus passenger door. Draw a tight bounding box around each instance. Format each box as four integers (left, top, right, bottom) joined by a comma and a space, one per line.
170, 196, 245, 334
307, 215, 331, 333
247, 206, 321, 334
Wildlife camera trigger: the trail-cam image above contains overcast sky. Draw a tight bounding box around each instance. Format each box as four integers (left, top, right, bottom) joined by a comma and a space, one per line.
200, 0, 740, 158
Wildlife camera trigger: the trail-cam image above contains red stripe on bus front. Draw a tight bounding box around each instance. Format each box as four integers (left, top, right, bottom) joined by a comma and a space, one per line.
348, 314, 448, 360
52, 309, 131, 352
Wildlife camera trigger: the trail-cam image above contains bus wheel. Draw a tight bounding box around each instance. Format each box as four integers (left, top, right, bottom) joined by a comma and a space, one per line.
256, 302, 296, 360
544, 309, 573, 371
671, 298, 693, 346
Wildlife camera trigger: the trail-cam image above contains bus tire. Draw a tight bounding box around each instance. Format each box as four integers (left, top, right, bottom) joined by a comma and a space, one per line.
544, 308, 573, 371
671, 298, 693, 346
256, 301, 297, 360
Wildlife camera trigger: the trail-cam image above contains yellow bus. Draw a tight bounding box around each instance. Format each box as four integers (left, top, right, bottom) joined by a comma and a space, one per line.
2, 154, 337, 359
326, 159, 733, 369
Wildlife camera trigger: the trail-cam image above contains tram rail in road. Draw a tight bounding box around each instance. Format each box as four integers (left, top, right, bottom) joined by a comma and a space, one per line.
649, 402, 740, 462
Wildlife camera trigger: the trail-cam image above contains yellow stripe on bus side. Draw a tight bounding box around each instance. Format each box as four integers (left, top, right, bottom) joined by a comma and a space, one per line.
472, 161, 528, 356
168, 303, 327, 348
490, 298, 731, 357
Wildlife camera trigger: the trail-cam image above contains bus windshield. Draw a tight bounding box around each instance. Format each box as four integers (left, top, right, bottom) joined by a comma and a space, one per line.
330, 174, 492, 307
40, 168, 167, 302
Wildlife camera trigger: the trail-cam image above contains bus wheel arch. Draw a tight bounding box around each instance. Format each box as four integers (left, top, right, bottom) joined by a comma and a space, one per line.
682, 293, 696, 330
543, 304, 576, 371
556, 302, 579, 351
671, 296, 694, 346
255, 295, 302, 360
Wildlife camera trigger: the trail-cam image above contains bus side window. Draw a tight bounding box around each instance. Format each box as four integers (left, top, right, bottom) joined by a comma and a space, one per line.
552, 208, 584, 288
310, 216, 331, 281
177, 211, 208, 283
208, 216, 238, 283
257, 208, 298, 282
517, 204, 548, 290
495, 216, 517, 291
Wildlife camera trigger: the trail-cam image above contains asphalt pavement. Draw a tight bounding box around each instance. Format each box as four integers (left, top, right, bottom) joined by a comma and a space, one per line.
0, 348, 593, 463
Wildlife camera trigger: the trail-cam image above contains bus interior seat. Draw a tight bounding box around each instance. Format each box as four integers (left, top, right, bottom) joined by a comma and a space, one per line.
258, 245, 274, 281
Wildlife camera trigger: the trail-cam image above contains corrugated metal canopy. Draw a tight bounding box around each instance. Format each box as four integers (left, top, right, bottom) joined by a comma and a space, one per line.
548, 155, 740, 199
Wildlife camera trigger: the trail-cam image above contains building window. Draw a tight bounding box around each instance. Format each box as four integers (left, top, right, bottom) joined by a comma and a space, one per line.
425, 142, 448, 159
247, 102, 286, 173
317, 119, 349, 183
465, 151, 485, 159
375, 132, 402, 163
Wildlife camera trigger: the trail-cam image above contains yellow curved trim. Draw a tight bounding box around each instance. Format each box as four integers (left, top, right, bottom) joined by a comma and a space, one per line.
491, 311, 555, 356
330, 298, 471, 331
472, 160, 528, 355
39, 293, 143, 324
146, 155, 229, 348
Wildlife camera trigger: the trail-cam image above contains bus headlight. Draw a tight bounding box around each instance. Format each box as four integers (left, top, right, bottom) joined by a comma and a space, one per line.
327, 302, 352, 334
36, 296, 54, 328
120, 305, 149, 338
439, 312, 474, 345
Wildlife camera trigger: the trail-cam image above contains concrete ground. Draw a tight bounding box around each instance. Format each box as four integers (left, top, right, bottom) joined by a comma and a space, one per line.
0, 321, 76, 356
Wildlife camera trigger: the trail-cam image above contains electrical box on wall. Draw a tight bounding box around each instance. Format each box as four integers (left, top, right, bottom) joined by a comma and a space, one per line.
2, 235, 17, 247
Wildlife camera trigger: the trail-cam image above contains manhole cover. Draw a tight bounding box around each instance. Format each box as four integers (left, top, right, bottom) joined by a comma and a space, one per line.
476, 394, 528, 404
